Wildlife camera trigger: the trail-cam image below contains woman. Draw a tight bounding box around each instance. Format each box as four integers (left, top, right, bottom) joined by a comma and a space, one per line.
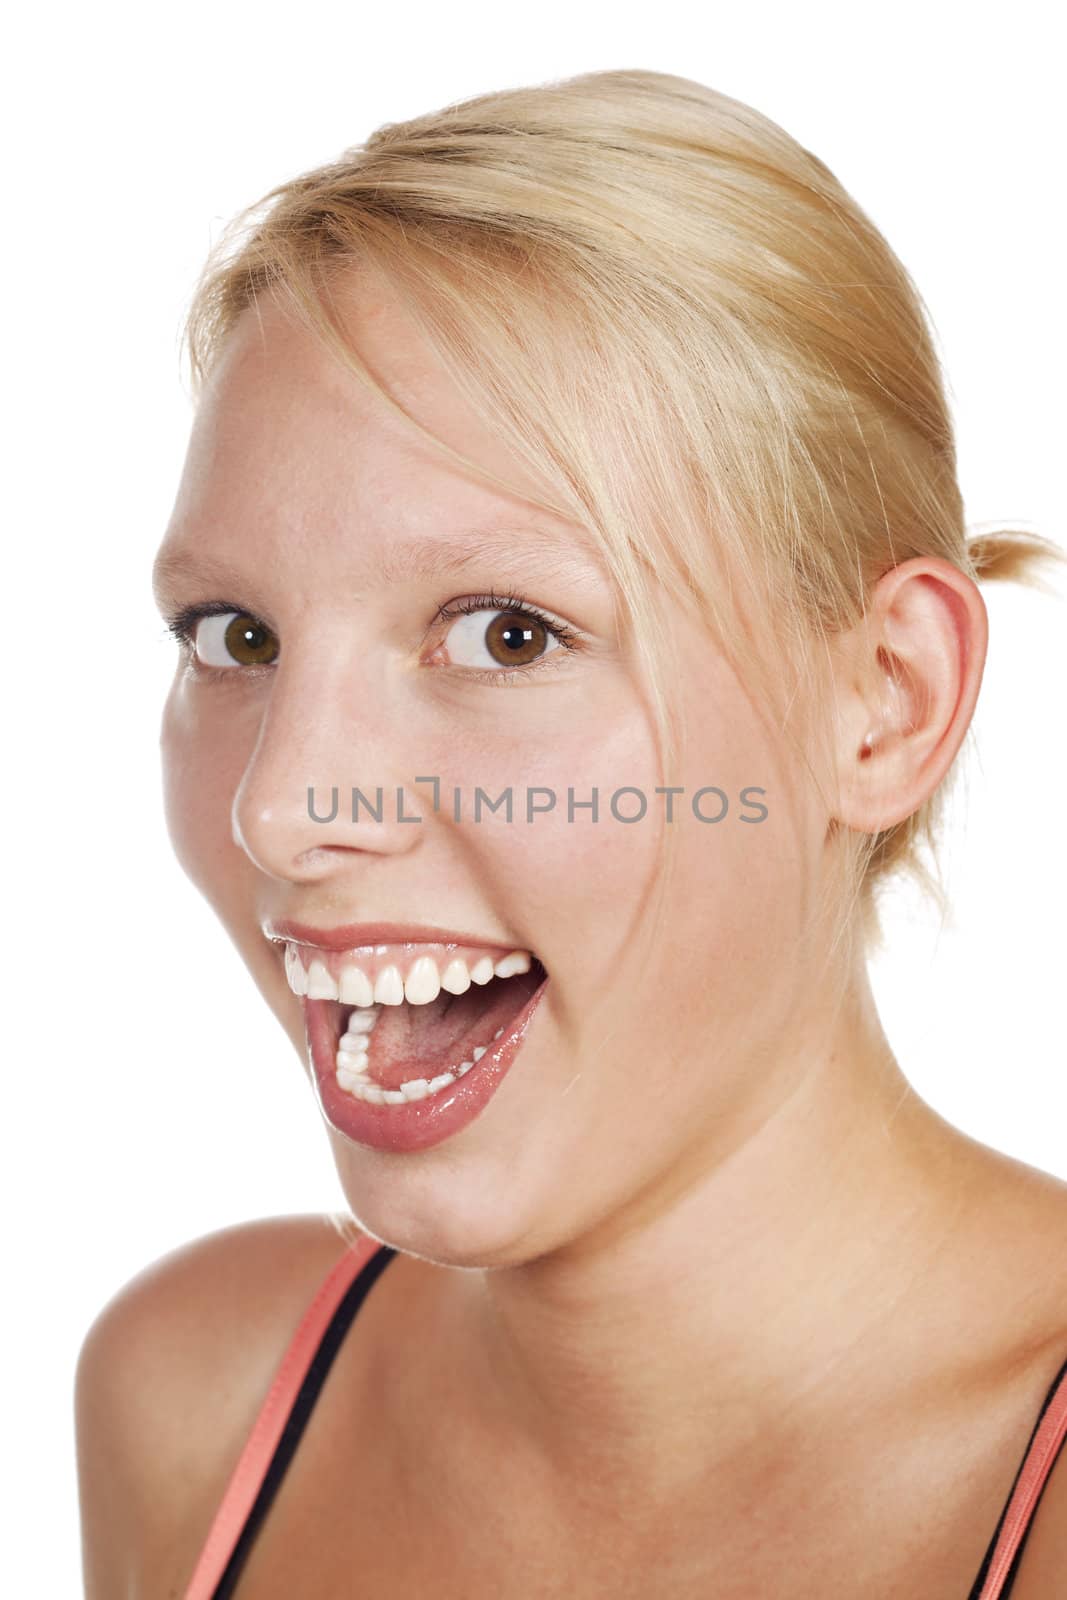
75, 68, 1067, 1597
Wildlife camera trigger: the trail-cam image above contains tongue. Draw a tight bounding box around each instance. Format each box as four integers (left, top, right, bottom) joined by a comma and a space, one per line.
363, 969, 542, 1090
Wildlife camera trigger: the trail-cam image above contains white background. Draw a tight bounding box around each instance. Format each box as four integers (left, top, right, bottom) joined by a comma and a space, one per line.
4, 1, 1064, 1590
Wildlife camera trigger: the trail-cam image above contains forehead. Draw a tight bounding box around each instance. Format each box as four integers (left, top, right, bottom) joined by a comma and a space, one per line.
157, 269, 604, 588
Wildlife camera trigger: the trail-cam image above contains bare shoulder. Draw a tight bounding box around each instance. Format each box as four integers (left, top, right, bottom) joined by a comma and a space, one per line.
74, 1212, 364, 1598
956, 1138, 1067, 1344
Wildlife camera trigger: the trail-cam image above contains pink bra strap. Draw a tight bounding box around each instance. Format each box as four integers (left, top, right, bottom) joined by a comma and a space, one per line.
976, 1361, 1067, 1599
182, 1234, 383, 1600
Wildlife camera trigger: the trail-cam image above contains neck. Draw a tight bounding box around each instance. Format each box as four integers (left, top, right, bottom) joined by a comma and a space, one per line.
427, 968, 987, 1525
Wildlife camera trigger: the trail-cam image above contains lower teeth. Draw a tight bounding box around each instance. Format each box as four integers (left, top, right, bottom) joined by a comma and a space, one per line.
335, 1026, 505, 1104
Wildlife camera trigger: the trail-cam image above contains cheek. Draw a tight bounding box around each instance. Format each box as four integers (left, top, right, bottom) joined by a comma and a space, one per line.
640, 666, 827, 1056
670, 663, 817, 945
431, 698, 667, 1014
486, 660, 819, 1050
160, 674, 254, 902
519, 710, 664, 905
412, 691, 662, 985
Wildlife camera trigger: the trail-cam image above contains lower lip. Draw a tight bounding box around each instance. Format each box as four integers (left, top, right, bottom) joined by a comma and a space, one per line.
305, 977, 549, 1154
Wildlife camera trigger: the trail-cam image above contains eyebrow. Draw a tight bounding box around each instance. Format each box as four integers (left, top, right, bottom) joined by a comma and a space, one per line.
153, 524, 605, 604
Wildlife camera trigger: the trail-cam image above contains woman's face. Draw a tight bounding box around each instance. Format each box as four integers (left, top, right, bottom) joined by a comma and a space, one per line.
153, 272, 827, 1265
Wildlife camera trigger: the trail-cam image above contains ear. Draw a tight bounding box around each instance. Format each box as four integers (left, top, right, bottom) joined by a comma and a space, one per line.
829, 557, 989, 836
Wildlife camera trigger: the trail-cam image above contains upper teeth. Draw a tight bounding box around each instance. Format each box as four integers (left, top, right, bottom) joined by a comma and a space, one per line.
283, 944, 533, 1003
339, 965, 374, 1006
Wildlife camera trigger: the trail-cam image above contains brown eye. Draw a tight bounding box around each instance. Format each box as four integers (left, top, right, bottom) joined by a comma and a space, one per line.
485, 613, 549, 666
194, 611, 279, 668
443, 608, 562, 671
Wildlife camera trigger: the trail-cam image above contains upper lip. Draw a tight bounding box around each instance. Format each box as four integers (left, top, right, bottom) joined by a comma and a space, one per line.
263, 918, 527, 953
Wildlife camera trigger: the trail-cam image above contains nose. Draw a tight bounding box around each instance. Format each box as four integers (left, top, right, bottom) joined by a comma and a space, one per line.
231, 653, 424, 883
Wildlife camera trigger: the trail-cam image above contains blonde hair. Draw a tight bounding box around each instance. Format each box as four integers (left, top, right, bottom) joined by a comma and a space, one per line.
180, 67, 1064, 960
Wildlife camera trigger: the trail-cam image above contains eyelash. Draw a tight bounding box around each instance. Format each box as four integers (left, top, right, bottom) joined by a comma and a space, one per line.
162, 592, 581, 683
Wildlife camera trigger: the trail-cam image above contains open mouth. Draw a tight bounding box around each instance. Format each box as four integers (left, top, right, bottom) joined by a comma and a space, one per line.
284, 941, 547, 1106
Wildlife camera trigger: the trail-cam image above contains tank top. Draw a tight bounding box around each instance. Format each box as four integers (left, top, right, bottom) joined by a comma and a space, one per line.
180, 1237, 1067, 1599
